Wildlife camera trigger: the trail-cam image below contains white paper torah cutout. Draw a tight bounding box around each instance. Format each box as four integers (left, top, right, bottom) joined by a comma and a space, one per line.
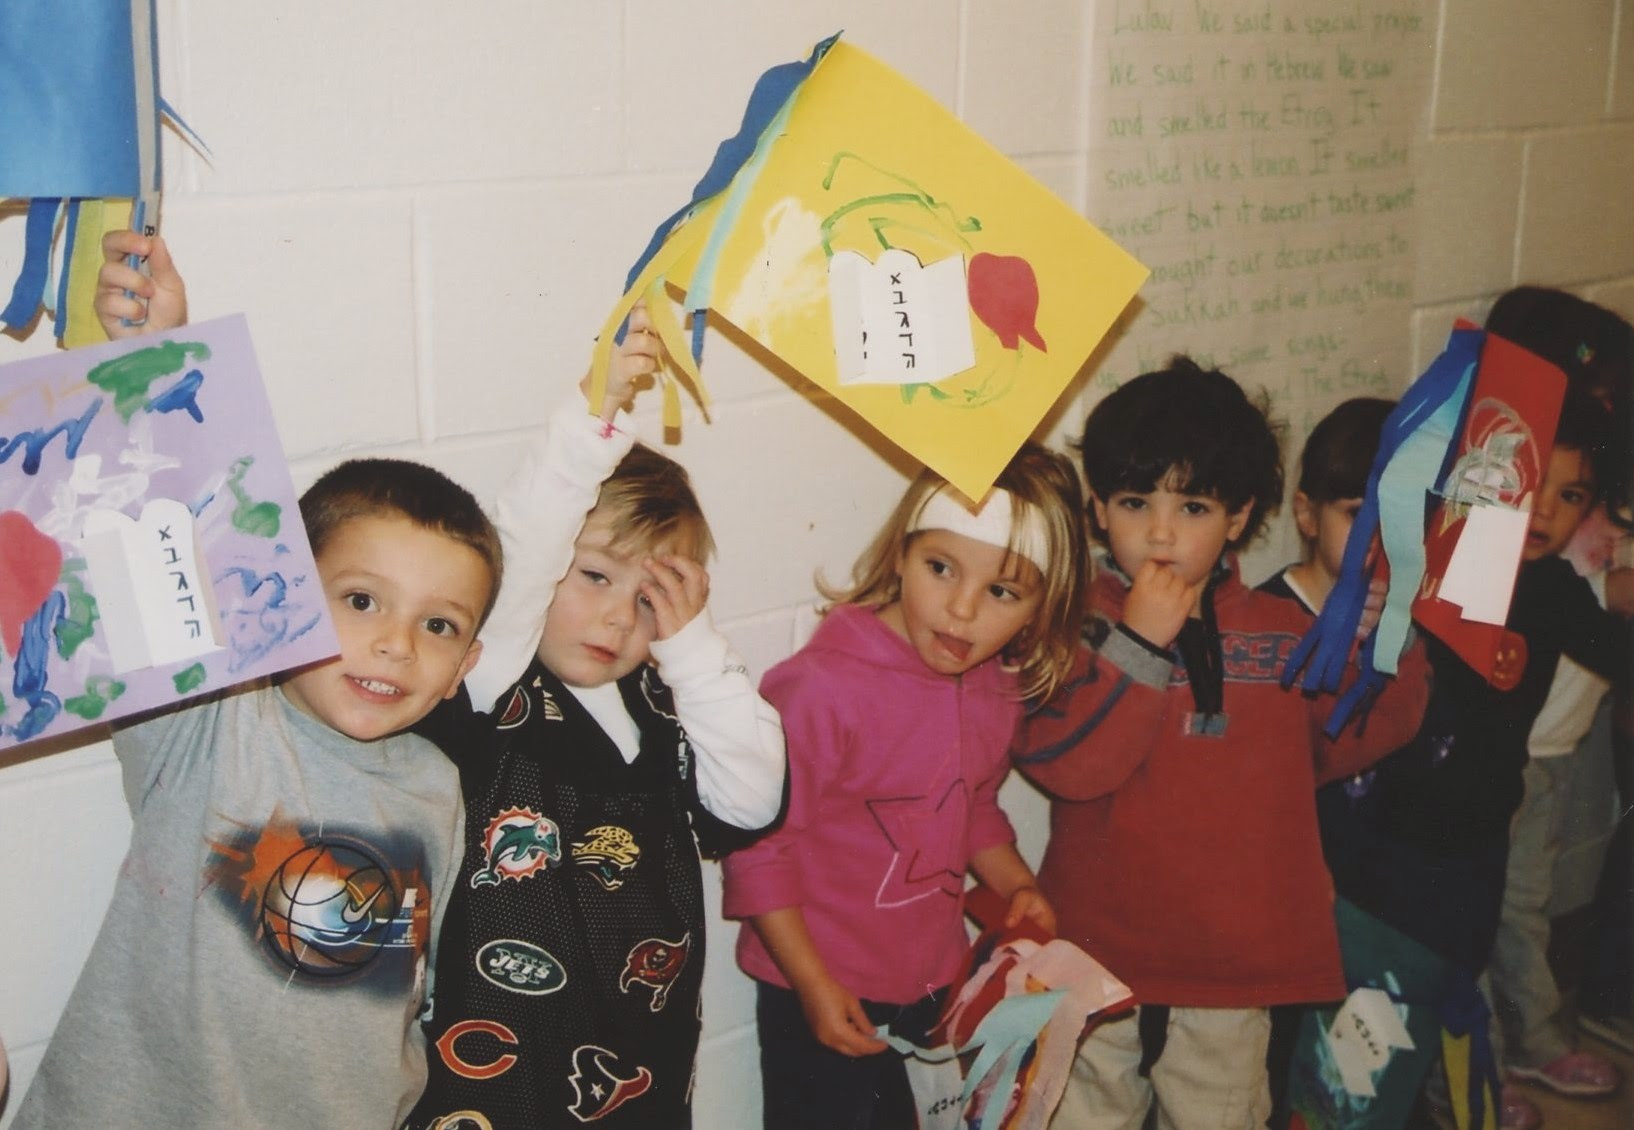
79, 498, 222, 673
829, 248, 976, 386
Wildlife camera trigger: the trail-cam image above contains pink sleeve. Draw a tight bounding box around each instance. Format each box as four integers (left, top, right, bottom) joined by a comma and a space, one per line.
720, 654, 850, 920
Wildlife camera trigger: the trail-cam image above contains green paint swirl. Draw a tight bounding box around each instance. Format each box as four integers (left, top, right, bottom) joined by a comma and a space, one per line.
173, 663, 208, 694
64, 675, 126, 720
227, 456, 281, 537
54, 560, 100, 659
87, 340, 212, 423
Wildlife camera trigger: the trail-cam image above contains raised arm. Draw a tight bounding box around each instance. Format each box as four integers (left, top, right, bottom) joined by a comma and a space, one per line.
466, 310, 661, 711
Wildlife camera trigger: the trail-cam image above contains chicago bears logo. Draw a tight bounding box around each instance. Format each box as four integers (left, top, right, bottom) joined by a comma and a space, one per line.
436, 1018, 519, 1080
571, 824, 640, 890
618, 931, 691, 1011
567, 1044, 652, 1122
470, 807, 561, 888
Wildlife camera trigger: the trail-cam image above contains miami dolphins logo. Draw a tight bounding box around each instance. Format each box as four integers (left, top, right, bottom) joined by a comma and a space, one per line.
470, 807, 561, 888
619, 931, 691, 1012
567, 1044, 652, 1122
571, 824, 640, 890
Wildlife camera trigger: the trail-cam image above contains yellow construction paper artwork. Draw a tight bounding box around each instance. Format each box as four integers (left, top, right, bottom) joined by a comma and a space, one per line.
600, 37, 1148, 501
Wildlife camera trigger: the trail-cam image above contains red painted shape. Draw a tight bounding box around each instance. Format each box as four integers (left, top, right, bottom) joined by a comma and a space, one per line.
0, 511, 62, 658
967, 252, 1047, 352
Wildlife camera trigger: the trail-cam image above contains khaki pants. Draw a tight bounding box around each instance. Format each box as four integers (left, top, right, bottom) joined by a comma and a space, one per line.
1050, 1004, 1271, 1130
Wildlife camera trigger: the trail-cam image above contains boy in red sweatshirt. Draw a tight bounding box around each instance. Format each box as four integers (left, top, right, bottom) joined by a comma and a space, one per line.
1015, 358, 1431, 1130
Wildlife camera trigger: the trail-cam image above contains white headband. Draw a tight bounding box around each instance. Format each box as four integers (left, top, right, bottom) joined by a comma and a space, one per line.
909, 486, 1052, 572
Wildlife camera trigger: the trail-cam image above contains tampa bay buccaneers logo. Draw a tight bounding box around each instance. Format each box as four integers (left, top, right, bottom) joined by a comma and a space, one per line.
497, 677, 564, 730
619, 932, 691, 1011
571, 824, 641, 890
470, 807, 561, 888
568, 1044, 652, 1122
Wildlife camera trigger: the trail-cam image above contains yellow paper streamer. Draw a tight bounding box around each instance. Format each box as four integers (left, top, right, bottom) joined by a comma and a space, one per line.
1441, 1030, 1498, 1130
62, 198, 133, 348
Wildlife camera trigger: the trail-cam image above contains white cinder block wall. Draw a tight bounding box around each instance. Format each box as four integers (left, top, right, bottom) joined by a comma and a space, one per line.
0, 2, 1629, 1125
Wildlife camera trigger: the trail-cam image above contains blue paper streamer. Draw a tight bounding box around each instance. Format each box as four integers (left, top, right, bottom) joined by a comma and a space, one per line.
613, 31, 840, 347
1, 198, 60, 330
1283, 326, 1481, 735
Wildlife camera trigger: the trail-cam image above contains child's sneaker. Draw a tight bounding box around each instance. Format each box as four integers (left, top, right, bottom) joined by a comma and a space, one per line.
1498, 1085, 1543, 1130
1507, 1049, 1619, 1098
1579, 1013, 1634, 1057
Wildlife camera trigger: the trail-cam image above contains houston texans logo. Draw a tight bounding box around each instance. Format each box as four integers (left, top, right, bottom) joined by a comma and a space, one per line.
470, 807, 561, 888
567, 1044, 652, 1122
618, 931, 691, 1012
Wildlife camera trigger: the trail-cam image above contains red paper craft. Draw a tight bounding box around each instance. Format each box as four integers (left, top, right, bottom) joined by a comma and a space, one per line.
1411, 328, 1566, 688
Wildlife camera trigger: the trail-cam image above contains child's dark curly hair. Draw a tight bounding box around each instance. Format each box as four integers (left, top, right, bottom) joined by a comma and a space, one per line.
1075, 355, 1284, 547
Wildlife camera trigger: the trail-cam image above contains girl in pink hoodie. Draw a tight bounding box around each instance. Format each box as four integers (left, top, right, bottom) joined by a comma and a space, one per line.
722, 443, 1088, 1130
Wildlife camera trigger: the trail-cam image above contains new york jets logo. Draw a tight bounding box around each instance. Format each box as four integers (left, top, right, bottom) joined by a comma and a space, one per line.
477, 938, 568, 995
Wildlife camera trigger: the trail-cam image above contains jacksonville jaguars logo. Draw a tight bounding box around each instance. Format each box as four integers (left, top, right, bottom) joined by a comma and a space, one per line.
619, 931, 691, 1012
567, 1044, 652, 1122
571, 824, 640, 890
470, 807, 561, 888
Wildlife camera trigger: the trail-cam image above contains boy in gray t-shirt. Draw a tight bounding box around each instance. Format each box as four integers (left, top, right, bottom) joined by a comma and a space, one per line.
12, 234, 500, 1129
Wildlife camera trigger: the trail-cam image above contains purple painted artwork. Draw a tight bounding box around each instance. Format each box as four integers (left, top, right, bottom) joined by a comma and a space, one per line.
0, 314, 337, 750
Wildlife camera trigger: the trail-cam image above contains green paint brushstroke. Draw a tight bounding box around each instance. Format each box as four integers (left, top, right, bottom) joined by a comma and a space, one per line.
87, 340, 212, 423
173, 663, 208, 694
226, 456, 281, 537
64, 676, 126, 720
54, 559, 100, 659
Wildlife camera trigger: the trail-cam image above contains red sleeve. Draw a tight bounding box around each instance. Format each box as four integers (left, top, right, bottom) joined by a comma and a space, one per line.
1011, 627, 1172, 801
1315, 633, 1433, 783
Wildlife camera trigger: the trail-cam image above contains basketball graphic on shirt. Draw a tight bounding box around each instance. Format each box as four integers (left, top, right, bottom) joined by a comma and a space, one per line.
259, 840, 399, 976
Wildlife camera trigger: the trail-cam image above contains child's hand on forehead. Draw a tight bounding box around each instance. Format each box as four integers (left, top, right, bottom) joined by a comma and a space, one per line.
642, 554, 709, 641
582, 302, 665, 421
1123, 559, 1202, 649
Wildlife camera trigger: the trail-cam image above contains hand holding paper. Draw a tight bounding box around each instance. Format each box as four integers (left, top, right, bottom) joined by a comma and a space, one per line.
580, 302, 663, 421
95, 230, 187, 337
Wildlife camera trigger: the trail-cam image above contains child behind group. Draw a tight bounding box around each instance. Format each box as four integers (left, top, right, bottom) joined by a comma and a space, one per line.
1480, 290, 1633, 1108
16, 235, 500, 1128
722, 445, 1086, 1130
406, 309, 786, 1130
1014, 359, 1431, 1130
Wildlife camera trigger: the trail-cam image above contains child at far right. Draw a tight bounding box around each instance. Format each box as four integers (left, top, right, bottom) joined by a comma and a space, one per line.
1481, 289, 1634, 1105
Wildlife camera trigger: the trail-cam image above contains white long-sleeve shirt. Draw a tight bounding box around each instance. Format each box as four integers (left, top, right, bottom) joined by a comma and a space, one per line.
468, 398, 784, 829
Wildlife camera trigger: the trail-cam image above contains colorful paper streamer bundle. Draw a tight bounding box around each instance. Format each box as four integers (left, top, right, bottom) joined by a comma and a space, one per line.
881, 887, 1133, 1130
594, 33, 1148, 501
0, 0, 200, 345
1284, 323, 1566, 732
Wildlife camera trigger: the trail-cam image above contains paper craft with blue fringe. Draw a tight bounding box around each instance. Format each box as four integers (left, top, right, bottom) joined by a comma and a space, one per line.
1, 0, 202, 346
592, 33, 1148, 502
1283, 323, 1565, 734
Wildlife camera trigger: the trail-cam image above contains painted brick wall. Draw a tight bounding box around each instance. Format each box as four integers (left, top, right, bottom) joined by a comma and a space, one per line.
1, 2, 1629, 1126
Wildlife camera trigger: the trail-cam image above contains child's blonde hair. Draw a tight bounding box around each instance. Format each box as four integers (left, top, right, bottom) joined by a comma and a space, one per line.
821, 442, 1087, 701
592, 444, 717, 563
